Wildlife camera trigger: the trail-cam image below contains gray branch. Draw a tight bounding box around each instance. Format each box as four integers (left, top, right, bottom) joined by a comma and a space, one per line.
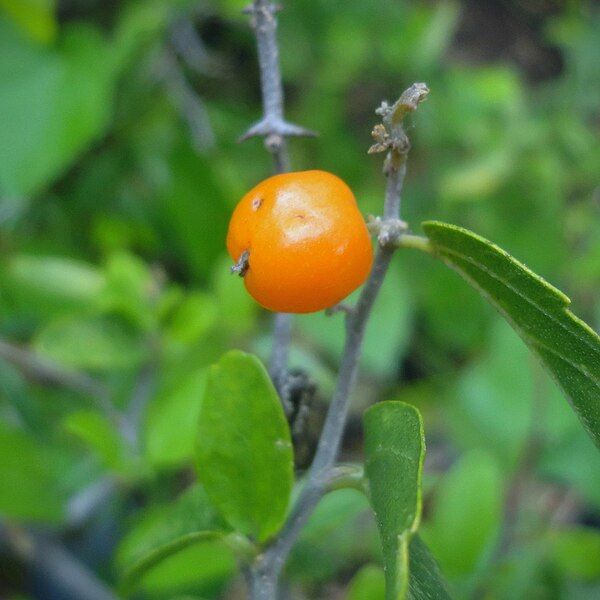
161, 47, 215, 152
121, 358, 158, 451
240, 0, 316, 407
240, 0, 316, 173
248, 83, 428, 597
66, 477, 118, 529
170, 18, 215, 76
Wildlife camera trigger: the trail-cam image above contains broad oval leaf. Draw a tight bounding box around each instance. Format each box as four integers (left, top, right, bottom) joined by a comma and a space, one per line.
145, 370, 207, 469
116, 484, 236, 594
0, 21, 118, 197
3, 254, 104, 319
34, 315, 146, 371
363, 401, 425, 600
64, 410, 133, 475
121, 531, 230, 595
195, 351, 293, 542
423, 221, 600, 448
0, 424, 64, 522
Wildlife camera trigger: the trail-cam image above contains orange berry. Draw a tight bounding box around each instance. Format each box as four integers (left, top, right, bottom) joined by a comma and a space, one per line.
226, 170, 373, 313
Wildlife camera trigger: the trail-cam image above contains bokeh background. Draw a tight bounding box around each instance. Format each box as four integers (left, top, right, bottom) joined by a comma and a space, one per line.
0, 0, 599, 598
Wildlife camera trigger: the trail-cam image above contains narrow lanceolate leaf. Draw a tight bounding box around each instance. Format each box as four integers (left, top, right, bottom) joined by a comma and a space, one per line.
364, 401, 426, 600
408, 535, 452, 600
196, 351, 294, 542
423, 221, 600, 448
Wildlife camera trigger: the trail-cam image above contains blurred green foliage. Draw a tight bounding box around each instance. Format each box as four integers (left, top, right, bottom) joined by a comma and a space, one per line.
0, 0, 598, 598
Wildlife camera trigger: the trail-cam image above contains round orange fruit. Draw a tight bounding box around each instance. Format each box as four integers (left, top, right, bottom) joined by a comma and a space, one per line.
226, 170, 373, 313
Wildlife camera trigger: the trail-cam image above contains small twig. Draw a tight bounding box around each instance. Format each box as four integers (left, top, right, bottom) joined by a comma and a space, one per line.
366, 219, 433, 253
0, 338, 119, 424
322, 464, 365, 493
121, 358, 158, 452
239, 0, 316, 172
161, 47, 215, 152
396, 233, 433, 253
170, 18, 215, 76
66, 477, 117, 529
1, 523, 118, 600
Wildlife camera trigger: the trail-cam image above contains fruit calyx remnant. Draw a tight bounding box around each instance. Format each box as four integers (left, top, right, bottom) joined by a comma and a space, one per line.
231, 249, 250, 277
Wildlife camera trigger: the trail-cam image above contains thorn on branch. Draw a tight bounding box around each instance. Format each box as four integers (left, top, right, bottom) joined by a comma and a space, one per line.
243, 2, 282, 18
231, 250, 250, 277
238, 117, 318, 142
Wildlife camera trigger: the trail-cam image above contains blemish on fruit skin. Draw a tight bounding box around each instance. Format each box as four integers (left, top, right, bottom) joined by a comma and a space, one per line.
252, 197, 263, 211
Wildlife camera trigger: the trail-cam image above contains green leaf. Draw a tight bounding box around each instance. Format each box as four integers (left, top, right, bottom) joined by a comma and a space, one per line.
547, 527, 600, 580
127, 540, 235, 598
347, 564, 385, 600
165, 292, 219, 347
3, 254, 104, 318
0, 424, 64, 522
423, 221, 600, 448
422, 450, 502, 578
159, 144, 230, 280
64, 410, 131, 474
408, 535, 452, 600
34, 316, 146, 371
0, 21, 118, 197
363, 401, 426, 600
116, 484, 235, 593
447, 321, 534, 467
0, 0, 57, 44
99, 251, 157, 331
121, 531, 228, 594
195, 351, 293, 542
145, 369, 207, 468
